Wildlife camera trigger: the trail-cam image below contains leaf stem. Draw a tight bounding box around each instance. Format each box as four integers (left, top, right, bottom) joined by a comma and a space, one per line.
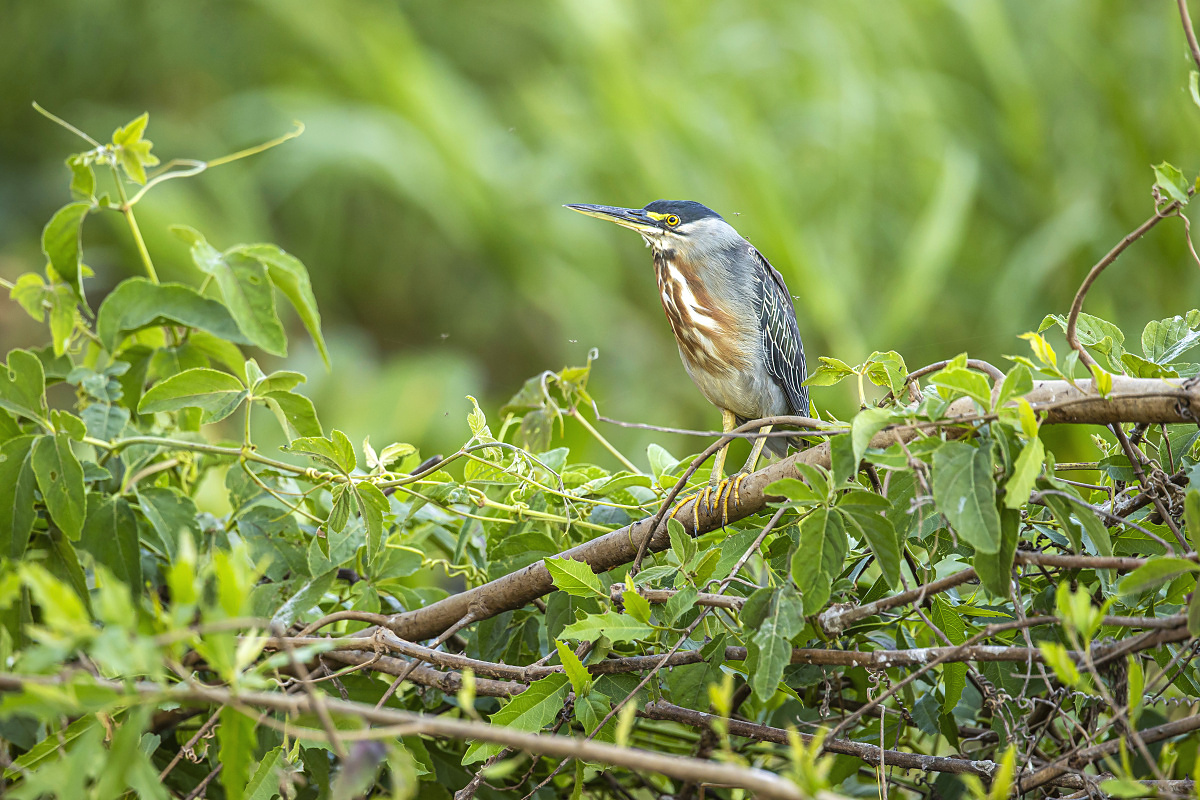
32, 102, 101, 147
571, 407, 641, 474
109, 164, 159, 283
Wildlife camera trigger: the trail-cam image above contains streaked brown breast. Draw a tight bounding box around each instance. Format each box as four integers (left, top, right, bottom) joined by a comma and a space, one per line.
653, 252, 751, 373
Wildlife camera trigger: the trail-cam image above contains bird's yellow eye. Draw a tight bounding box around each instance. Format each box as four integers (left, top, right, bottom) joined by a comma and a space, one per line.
666, 215, 680, 227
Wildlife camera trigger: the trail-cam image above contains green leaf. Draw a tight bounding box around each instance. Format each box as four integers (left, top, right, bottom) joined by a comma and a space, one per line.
1118, 557, 1200, 596
560, 610, 654, 643
1004, 437, 1044, 509
79, 495, 141, 589
0, 435, 38, 558
1153, 161, 1190, 205
803, 356, 856, 387
791, 507, 848, 615
138, 367, 248, 423
545, 557, 606, 598
134, 486, 200, 562
1038, 641, 1081, 687
975, 507, 1019, 598
0, 349, 49, 427
931, 597, 967, 712
850, 407, 893, 466
462, 673, 570, 765
764, 477, 820, 505
245, 746, 284, 800
668, 517, 696, 565
231, 244, 330, 369
281, 430, 357, 473
622, 588, 651, 623
661, 586, 698, 627
748, 631, 791, 702
260, 390, 323, 441
1186, 490, 1200, 552
1141, 315, 1200, 364
271, 569, 338, 628
929, 365, 992, 409
863, 350, 908, 396
326, 483, 355, 533
353, 480, 390, 562
32, 433, 86, 540
96, 278, 253, 352
1039, 491, 1085, 553
932, 442, 1001, 554
174, 227, 287, 356
996, 364, 1033, 408
219, 705, 257, 800
41, 202, 91, 301
837, 497, 901, 590
554, 639, 593, 697
111, 112, 160, 184
66, 154, 95, 199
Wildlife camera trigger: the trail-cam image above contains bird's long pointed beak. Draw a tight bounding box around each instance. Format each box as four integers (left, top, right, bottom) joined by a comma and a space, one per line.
564, 203, 661, 234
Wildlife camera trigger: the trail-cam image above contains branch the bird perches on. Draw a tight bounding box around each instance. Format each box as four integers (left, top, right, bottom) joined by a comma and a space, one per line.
385, 375, 1200, 643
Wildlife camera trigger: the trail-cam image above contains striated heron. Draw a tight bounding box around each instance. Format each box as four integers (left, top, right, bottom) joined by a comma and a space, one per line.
565, 200, 809, 522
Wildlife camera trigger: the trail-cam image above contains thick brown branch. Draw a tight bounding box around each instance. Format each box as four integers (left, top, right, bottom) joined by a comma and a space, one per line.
386, 377, 1200, 643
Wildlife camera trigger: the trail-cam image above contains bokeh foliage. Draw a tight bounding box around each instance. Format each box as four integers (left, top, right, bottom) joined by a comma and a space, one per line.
4, 0, 1200, 468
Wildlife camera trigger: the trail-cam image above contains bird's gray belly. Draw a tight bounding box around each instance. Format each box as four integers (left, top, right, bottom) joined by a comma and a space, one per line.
677, 347, 789, 421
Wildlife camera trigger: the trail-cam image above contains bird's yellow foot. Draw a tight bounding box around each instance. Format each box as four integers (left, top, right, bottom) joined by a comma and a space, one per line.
668, 474, 750, 530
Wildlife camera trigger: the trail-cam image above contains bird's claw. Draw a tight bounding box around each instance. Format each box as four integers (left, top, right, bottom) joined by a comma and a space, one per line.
668, 472, 751, 532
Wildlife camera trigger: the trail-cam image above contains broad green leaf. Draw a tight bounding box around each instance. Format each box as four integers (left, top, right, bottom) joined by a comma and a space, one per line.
251, 368, 305, 395
138, 367, 247, 423
837, 498, 901, 590
932, 442, 1001, 554
232, 244, 330, 369
622, 589, 651, 623
326, 483, 355, 533
931, 597, 967, 712
66, 154, 95, 199
0, 435, 37, 558
219, 705, 257, 800
791, 507, 848, 615
135, 486, 200, 562
353, 480, 390, 561
764, 477, 819, 505
1153, 161, 1190, 205
79, 495, 140, 590
261, 389, 323, 441
668, 517, 696, 565
1004, 437, 1044, 509
96, 278, 253, 352
1039, 491, 1085, 553
174, 227, 287, 356
929, 365, 992, 409
975, 507, 1019, 598
0, 349, 49, 427
1187, 489, 1200, 552
1141, 314, 1200, 364
554, 639, 593, 697
1038, 642, 1081, 687
281, 430, 357, 473
863, 350, 908, 396
271, 569, 337, 627
560, 610, 654, 643
462, 673, 570, 765
41, 202, 90, 301
661, 586, 698, 627
647, 442, 679, 482
245, 746, 284, 800
32, 433, 85, 540
748, 631, 791, 702
803, 356, 855, 387
1118, 558, 1200, 596
996, 364, 1033, 408
111, 112, 160, 184
545, 557, 605, 598
850, 407, 892, 466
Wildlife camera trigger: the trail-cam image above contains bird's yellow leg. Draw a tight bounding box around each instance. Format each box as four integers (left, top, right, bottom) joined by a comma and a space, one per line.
721, 424, 773, 526
669, 410, 737, 529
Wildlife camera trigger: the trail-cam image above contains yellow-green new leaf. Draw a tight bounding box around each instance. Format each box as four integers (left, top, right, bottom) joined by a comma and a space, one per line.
546, 557, 605, 598
1004, 437, 1044, 509
462, 674, 570, 765
555, 639, 593, 697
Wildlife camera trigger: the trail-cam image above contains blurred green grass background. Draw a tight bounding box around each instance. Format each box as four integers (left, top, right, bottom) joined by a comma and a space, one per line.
2, 0, 1198, 469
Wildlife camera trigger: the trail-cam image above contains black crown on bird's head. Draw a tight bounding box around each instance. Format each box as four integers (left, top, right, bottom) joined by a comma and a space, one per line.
643, 200, 723, 225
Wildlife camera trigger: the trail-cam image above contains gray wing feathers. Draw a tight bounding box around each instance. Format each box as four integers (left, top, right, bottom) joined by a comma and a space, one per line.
753, 246, 809, 419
